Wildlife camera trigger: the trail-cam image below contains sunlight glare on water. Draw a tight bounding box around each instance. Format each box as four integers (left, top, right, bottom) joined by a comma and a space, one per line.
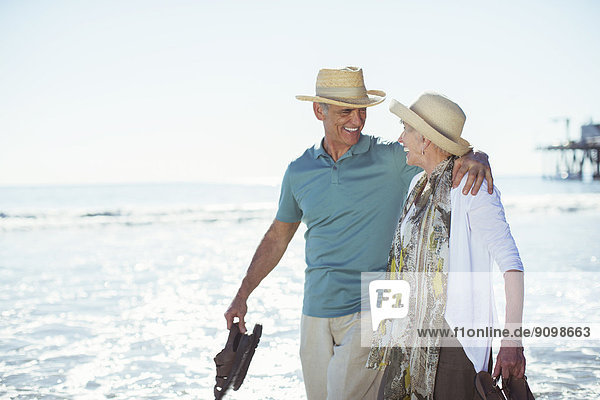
1, 179, 599, 399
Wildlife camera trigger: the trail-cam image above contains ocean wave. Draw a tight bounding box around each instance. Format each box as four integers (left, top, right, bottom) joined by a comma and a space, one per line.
1, 193, 599, 232
0, 203, 277, 231
82, 211, 123, 218
502, 193, 600, 214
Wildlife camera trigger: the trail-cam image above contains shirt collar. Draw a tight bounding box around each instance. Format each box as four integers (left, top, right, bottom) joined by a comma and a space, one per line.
350, 133, 370, 155
314, 139, 328, 159
313, 134, 370, 159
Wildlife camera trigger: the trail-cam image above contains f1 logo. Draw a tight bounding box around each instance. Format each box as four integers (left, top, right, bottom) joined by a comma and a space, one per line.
368, 280, 410, 330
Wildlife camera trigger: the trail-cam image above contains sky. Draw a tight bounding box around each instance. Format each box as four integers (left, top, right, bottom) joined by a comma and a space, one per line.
1, 0, 599, 186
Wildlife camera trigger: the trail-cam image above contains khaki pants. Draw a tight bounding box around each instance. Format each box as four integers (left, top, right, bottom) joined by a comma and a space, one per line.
300, 312, 384, 400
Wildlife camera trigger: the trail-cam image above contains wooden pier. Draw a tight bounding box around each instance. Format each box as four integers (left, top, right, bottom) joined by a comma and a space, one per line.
538, 123, 600, 180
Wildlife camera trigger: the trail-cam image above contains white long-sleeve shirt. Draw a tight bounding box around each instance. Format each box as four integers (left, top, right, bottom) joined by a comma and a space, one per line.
402, 172, 524, 371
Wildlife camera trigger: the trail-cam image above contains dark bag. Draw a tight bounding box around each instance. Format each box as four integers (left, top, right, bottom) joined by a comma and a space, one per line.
475, 371, 506, 400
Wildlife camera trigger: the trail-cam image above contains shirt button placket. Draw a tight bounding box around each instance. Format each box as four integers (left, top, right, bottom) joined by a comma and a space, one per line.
331, 164, 339, 184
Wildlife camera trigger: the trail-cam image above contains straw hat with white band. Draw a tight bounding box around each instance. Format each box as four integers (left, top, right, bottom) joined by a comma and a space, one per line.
389, 92, 472, 156
296, 66, 386, 108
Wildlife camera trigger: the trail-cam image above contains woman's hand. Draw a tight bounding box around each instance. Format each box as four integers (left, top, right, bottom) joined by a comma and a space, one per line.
493, 341, 526, 379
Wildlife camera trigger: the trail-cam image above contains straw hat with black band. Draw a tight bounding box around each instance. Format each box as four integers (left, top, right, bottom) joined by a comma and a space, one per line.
389, 92, 472, 156
296, 66, 386, 108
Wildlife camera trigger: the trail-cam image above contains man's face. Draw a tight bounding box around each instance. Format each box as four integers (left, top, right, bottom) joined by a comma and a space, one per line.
315, 103, 367, 151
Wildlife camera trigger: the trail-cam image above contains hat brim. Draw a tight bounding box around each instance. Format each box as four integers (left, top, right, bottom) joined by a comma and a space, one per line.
296, 90, 386, 108
389, 99, 471, 156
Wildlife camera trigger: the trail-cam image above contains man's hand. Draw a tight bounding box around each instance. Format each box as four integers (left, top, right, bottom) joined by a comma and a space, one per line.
452, 149, 493, 195
224, 294, 248, 334
493, 342, 526, 379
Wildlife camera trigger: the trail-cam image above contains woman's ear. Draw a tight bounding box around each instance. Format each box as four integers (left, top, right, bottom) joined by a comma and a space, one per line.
422, 138, 432, 152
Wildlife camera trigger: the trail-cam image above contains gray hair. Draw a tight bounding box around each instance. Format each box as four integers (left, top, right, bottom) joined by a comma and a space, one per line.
318, 102, 329, 115
409, 125, 451, 158
423, 136, 452, 158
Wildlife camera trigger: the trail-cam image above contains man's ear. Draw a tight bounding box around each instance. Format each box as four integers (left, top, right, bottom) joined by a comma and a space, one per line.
313, 102, 325, 121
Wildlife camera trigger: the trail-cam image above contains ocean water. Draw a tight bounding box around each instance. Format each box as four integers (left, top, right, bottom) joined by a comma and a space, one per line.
1, 177, 599, 399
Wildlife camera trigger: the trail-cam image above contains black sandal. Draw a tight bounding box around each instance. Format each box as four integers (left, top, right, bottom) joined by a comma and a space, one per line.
213, 322, 262, 399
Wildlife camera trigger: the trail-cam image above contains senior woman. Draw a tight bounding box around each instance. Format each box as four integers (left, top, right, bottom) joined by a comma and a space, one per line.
367, 93, 526, 399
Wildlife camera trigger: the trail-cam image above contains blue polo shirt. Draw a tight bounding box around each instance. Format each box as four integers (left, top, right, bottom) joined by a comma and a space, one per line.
276, 134, 420, 317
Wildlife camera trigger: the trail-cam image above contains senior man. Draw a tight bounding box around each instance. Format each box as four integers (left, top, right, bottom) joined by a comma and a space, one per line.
225, 66, 493, 399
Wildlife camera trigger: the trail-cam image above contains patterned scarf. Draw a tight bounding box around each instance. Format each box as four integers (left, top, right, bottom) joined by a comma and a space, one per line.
367, 156, 456, 400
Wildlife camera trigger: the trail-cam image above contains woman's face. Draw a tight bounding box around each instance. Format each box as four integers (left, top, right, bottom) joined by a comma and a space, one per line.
398, 122, 424, 167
